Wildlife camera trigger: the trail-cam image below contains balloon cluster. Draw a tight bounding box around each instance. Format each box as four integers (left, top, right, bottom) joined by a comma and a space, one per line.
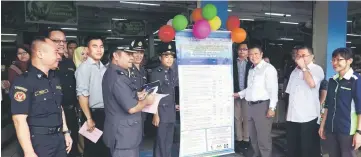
158, 4, 247, 43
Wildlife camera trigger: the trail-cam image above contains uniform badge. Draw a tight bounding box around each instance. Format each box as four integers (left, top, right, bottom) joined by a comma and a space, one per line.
131, 41, 135, 47
68, 68, 75, 71
56, 86, 62, 90
14, 91, 26, 102
138, 41, 142, 46
168, 44, 172, 50
37, 74, 42, 79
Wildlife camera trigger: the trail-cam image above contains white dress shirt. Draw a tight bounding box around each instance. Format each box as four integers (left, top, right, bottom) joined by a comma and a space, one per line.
238, 60, 278, 108
286, 63, 324, 123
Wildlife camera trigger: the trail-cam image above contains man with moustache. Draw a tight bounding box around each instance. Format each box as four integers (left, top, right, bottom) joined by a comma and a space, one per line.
232, 42, 252, 150
285, 46, 324, 157
10, 37, 73, 157
75, 36, 109, 157
319, 48, 361, 157
47, 28, 79, 157
234, 45, 278, 157
150, 42, 179, 157
102, 46, 155, 157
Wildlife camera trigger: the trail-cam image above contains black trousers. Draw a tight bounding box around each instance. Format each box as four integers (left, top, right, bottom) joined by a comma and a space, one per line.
325, 132, 357, 157
31, 133, 67, 157
83, 109, 110, 157
63, 107, 80, 157
286, 118, 321, 157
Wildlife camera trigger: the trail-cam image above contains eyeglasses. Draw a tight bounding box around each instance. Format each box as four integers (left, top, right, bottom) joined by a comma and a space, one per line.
51, 39, 67, 44
296, 54, 312, 58
17, 52, 28, 56
239, 48, 248, 51
331, 58, 346, 63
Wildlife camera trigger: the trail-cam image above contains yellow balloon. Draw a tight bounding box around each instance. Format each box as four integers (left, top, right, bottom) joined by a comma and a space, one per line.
208, 16, 221, 31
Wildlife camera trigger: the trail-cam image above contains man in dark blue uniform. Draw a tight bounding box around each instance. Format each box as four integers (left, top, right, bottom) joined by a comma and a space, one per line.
129, 39, 149, 136
10, 37, 73, 157
150, 42, 179, 157
102, 46, 155, 157
47, 28, 80, 157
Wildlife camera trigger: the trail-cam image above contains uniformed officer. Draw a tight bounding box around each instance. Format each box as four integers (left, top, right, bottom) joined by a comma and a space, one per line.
47, 28, 80, 157
129, 39, 149, 136
151, 42, 179, 157
10, 37, 73, 157
102, 46, 155, 157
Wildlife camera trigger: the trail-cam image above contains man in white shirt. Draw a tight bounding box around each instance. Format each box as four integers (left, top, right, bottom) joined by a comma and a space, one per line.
285, 46, 324, 157
234, 45, 278, 157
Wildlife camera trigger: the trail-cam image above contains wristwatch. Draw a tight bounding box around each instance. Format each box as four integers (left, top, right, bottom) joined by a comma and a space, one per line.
269, 107, 276, 111
63, 130, 71, 135
356, 130, 361, 135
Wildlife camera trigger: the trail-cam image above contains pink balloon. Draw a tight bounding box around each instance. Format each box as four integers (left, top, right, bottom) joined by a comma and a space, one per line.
192, 20, 211, 39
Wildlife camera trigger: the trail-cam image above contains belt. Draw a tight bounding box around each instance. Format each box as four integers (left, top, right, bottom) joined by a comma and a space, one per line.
91, 108, 104, 112
30, 126, 62, 135
249, 100, 269, 105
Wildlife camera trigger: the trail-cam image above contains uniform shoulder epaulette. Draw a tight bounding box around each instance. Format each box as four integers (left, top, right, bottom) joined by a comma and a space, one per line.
116, 70, 125, 75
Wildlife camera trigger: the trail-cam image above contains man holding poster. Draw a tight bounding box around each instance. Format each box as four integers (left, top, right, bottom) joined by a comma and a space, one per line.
150, 42, 179, 157
234, 45, 278, 157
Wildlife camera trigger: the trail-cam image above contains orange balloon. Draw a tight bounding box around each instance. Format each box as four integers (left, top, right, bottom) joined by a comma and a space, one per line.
231, 28, 247, 43
191, 8, 203, 22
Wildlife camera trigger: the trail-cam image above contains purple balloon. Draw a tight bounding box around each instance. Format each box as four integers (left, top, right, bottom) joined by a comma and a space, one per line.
193, 20, 211, 39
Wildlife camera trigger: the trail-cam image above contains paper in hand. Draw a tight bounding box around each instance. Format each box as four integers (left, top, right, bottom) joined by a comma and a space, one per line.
78, 123, 103, 143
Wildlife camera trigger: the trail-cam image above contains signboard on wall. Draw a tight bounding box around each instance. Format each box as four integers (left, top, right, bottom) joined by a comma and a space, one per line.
111, 20, 146, 36
2, 1, 39, 32
25, 1, 78, 25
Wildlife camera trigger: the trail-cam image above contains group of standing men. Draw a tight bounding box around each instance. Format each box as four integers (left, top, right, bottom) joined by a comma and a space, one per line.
233, 43, 361, 157
10, 28, 180, 157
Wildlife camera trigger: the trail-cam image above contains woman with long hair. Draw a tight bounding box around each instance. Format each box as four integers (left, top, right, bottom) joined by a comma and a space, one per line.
8, 45, 31, 84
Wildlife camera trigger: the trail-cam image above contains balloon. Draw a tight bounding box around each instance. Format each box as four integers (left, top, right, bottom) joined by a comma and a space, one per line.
202, 4, 217, 20
167, 19, 173, 26
172, 14, 188, 31
208, 16, 221, 31
191, 8, 203, 22
193, 20, 211, 39
158, 25, 175, 43
226, 16, 240, 31
231, 28, 247, 43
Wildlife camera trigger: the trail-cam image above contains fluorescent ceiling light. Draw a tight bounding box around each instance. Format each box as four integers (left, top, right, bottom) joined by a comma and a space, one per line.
227, 9, 232, 12
277, 44, 283, 46
107, 30, 112, 32
280, 21, 299, 25
154, 39, 175, 41
346, 41, 351, 44
119, 1, 160, 6
265, 12, 291, 17
112, 18, 127, 21
66, 36, 77, 38
153, 30, 159, 34
1, 40, 15, 42
106, 37, 124, 40
240, 19, 254, 21
1, 34, 17, 36
279, 37, 294, 41
351, 47, 356, 48
61, 28, 77, 31
347, 20, 352, 23
347, 34, 361, 37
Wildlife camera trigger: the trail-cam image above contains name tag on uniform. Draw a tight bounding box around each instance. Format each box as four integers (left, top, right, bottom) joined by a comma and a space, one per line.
14, 86, 28, 92
340, 86, 351, 90
56, 86, 62, 90
35, 89, 49, 96
68, 68, 75, 71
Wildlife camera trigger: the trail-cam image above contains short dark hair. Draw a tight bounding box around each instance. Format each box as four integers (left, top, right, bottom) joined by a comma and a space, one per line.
85, 36, 104, 46
67, 40, 77, 47
30, 37, 49, 54
237, 42, 248, 50
332, 47, 353, 60
248, 45, 263, 52
295, 45, 313, 55
46, 28, 65, 38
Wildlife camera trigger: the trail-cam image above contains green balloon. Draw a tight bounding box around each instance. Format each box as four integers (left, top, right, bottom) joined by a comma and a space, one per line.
172, 15, 188, 31
202, 4, 217, 20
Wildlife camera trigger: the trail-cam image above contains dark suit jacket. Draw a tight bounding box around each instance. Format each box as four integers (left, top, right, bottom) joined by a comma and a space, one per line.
233, 57, 252, 92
